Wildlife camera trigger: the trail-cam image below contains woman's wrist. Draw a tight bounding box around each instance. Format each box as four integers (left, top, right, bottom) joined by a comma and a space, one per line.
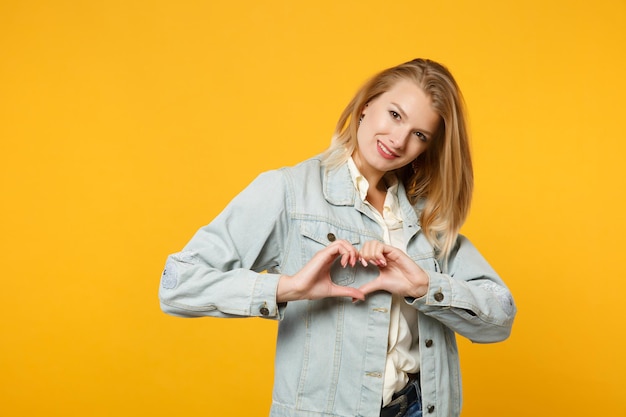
407, 269, 429, 298
276, 274, 298, 303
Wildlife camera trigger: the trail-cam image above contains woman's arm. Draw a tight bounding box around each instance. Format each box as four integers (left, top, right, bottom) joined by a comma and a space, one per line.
358, 236, 516, 343
159, 169, 365, 319
159, 170, 290, 319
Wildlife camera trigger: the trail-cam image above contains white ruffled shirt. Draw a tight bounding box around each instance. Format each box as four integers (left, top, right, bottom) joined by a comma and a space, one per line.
347, 158, 420, 406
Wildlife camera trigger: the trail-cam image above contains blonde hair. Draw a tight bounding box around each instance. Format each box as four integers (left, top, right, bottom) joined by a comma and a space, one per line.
322, 58, 473, 260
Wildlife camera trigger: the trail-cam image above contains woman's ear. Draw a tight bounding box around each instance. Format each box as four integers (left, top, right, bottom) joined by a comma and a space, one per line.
360, 102, 369, 119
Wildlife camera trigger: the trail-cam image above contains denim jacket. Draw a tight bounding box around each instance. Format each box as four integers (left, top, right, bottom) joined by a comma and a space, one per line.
159, 156, 516, 417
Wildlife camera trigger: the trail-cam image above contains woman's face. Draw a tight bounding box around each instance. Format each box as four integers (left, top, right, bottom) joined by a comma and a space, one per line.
353, 79, 440, 184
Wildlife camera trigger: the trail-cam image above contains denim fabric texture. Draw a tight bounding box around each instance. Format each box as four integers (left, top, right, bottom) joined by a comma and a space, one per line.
405, 400, 422, 417
159, 156, 516, 417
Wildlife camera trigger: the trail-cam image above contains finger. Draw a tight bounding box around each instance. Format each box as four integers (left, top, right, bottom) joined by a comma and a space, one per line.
359, 256, 383, 267
328, 239, 358, 256
340, 251, 352, 268
330, 284, 365, 301
358, 240, 376, 259
379, 244, 404, 262
330, 240, 359, 268
319, 240, 354, 265
338, 242, 357, 267
359, 255, 384, 268
349, 249, 357, 267
359, 241, 388, 267
358, 278, 384, 296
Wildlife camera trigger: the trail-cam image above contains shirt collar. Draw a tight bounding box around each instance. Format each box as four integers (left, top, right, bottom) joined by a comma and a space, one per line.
347, 157, 402, 223
347, 157, 370, 202
321, 156, 421, 235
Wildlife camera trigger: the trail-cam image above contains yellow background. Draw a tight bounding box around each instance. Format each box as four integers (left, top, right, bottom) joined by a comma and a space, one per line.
1, 1, 625, 415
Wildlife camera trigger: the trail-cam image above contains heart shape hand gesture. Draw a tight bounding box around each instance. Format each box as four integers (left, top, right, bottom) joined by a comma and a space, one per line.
276, 240, 429, 303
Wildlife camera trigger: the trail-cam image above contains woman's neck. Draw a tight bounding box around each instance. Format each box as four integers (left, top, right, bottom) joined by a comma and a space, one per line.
350, 152, 388, 214
351, 153, 385, 191
366, 184, 387, 215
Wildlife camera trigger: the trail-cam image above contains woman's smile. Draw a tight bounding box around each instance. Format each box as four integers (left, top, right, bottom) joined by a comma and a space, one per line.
377, 141, 399, 159
353, 79, 440, 187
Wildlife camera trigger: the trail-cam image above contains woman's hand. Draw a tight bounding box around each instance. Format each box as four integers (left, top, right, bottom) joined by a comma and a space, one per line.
357, 240, 429, 298
276, 239, 366, 303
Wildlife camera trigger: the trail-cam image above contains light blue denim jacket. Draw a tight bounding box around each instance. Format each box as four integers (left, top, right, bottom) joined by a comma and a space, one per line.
159, 156, 516, 417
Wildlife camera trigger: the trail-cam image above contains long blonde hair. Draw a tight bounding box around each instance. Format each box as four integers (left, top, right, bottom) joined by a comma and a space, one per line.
322, 58, 473, 260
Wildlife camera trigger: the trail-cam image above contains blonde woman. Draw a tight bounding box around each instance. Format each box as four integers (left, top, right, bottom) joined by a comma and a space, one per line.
159, 58, 516, 417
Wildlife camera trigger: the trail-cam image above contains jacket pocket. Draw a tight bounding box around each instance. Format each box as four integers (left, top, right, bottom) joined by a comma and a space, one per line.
299, 220, 360, 285
411, 251, 439, 273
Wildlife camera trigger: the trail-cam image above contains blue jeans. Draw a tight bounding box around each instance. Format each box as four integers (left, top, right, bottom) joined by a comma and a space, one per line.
405, 395, 422, 417
404, 379, 422, 417
380, 378, 422, 417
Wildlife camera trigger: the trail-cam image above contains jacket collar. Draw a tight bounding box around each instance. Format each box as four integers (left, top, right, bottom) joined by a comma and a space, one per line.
322, 161, 358, 207
322, 161, 421, 230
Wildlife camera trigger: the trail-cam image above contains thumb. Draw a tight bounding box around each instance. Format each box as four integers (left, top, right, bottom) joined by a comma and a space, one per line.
358, 278, 384, 296
331, 284, 365, 301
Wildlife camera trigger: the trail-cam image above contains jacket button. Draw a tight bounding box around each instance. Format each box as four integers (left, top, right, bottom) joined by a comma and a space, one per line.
434, 291, 444, 302
425, 339, 433, 348
260, 307, 270, 316
427, 405, 435, 413
327, 233, 336, 242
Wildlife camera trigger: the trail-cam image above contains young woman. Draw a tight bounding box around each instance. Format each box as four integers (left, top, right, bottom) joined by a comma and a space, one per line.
159, 58, 516, 417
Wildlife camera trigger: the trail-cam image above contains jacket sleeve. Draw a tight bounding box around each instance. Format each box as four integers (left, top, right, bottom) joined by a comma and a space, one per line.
158, 170, 289, 319
408, 235, 516, 343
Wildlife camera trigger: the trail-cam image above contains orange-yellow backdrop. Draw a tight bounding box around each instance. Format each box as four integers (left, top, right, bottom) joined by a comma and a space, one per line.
1, 1, 625, 416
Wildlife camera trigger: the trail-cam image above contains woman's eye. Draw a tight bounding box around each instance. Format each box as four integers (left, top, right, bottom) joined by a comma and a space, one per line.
414, 132, 427, 142
389, 110, 400, 120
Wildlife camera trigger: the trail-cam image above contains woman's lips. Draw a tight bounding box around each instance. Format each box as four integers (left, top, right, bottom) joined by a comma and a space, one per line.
377, 141, 398, 159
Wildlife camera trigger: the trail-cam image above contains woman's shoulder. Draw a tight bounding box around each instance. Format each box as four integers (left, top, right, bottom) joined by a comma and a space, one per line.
249, 155, 322, 183
280, 155, 323, 172
243, 155, 325, 196
275, 155, 324, 181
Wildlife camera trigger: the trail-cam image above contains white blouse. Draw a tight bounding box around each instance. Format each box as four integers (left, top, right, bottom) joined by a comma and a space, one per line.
347, 158, 420, 406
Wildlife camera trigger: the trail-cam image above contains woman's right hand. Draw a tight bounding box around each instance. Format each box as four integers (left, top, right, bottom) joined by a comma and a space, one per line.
276, 239, 365, 303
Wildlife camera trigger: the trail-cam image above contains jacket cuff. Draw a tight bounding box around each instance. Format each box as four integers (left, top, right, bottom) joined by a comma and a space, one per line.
405, 270, 453, 308
252, 273, 285, 320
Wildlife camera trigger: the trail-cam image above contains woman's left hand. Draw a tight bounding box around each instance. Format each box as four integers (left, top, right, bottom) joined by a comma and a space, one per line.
357, 240, 430, 298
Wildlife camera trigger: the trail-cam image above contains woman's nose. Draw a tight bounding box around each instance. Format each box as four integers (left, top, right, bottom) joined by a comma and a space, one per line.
389, 127, 411, 148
